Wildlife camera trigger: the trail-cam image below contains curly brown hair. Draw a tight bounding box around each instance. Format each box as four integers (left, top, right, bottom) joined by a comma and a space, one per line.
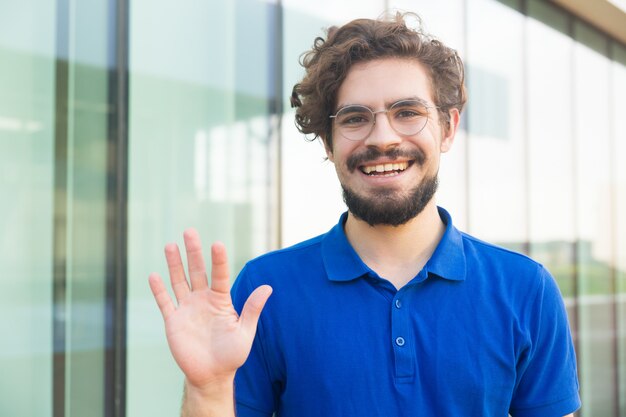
290, 12, 467, 149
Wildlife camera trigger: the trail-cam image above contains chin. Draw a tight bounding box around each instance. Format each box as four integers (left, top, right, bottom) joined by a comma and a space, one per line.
342, 175, 439, 227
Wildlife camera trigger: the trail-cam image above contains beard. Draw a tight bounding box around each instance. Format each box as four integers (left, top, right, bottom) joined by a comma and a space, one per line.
342, 174, 438, 227
340, 146, 438, 227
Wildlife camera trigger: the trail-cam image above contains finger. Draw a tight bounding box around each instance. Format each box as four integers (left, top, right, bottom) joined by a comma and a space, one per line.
164, 243, 190, 302
183, 228, 209, 291
210, 241, 231, 294
240, 285, 273, 336
148, 272, 176, 320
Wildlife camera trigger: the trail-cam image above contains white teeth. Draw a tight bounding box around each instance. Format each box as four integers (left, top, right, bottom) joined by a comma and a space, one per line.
362, 161, 409, 174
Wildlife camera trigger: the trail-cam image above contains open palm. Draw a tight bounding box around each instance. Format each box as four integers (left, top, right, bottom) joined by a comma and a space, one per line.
149, 229, 272, 388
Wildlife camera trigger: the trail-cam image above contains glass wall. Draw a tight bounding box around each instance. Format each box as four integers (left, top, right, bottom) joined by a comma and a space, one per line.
126, 0, 278, 414
1, 0, 626, 416
0, 1, 55, 415
466, 0, 528, 252
574, 21, 616, 417
1, 0, 115, 415
63, 1, 114, 415
612, 42, 626, 417
526, 0, 576, 297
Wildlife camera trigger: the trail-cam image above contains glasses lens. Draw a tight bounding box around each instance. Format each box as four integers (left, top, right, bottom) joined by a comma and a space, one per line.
333, 105, 374, 141
389, 100, 430, 136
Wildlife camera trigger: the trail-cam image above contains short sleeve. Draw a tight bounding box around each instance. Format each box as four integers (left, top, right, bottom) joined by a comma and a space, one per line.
231, 266, 279, 417
509, 266, 581, 417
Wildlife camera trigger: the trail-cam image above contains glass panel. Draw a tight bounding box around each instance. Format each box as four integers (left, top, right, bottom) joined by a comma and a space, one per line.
613, 42, 626, 417
0, 0, 113, 415
280, 0, 384, 246
127, 0, 276, 414
526, 1, 575, 296
574, 21, 616, 417
63, 0, 112, 415
0, 1, 55, 415
466, 0, 526, 252
524, 6, 582, 412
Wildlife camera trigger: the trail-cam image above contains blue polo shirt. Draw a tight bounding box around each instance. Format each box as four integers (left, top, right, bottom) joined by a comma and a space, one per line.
231, 208, 580, 417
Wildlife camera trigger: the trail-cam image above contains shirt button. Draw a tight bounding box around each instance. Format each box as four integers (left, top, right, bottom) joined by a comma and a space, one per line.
395, 337, 405, 347
395, 299, 402, 309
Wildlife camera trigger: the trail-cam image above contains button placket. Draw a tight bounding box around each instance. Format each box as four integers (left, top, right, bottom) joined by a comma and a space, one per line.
391, 291, 414, 380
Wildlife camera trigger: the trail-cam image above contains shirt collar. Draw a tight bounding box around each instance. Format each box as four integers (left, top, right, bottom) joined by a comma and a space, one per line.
321, 212, 371, 282
425, 206, 466, 282
321, 207, 467, 282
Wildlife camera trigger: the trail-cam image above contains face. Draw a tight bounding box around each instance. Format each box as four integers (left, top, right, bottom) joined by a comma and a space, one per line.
326, 57, 459, 226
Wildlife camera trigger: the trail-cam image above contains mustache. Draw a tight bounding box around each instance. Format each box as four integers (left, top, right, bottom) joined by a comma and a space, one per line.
346, 147, 426, 172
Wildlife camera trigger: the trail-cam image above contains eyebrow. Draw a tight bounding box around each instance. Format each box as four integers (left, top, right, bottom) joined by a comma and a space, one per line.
335, 96, 432, 112
386, 96, 430, 107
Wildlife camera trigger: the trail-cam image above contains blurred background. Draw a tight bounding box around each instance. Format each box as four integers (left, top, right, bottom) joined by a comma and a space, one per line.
1, 0, 625, 415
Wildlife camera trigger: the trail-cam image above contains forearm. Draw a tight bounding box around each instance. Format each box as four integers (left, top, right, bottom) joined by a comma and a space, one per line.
181, 377, 236, 417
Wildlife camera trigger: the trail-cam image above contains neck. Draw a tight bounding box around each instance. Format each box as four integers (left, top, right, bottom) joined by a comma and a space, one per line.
344, 200, 445, 289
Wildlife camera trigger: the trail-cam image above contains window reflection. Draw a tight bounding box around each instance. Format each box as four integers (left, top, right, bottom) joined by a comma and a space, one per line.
127, 0, 276, 415
574, 21, 616, 417
0, 0, 56, 404
527, 0, 575, 296
466, 0, 526, 251
612, 43, 626, 416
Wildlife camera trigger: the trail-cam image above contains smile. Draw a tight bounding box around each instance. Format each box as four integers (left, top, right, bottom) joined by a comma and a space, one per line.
360, 161, 411, 176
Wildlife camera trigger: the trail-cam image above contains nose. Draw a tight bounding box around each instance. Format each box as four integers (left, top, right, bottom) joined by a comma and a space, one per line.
363, 111, 402, 149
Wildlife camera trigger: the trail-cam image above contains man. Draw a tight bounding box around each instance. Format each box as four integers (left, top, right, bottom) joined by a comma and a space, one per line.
149, 13, 580, 417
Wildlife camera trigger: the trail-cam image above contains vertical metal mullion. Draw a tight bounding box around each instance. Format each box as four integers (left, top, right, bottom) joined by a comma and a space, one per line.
568, 15, 582, 416
53, 0, 70, 416
104, 0, 129, 415
607, 39, 620, 417
269, 0, 283, 249
521, 0, 530, 256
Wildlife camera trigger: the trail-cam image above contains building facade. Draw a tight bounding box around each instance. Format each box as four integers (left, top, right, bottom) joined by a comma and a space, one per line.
0, 0, 625, 416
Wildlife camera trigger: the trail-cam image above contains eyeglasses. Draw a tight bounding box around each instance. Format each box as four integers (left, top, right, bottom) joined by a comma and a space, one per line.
329, 99, 437, 141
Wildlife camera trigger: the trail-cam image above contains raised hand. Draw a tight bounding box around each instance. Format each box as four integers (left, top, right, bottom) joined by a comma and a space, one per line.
149, 229, 272, 390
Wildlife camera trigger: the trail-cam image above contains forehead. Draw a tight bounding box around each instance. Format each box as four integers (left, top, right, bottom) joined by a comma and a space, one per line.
335, 57, 433, 108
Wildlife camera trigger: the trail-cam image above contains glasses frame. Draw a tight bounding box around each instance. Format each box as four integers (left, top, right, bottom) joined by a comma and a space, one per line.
329, 98, 440, 141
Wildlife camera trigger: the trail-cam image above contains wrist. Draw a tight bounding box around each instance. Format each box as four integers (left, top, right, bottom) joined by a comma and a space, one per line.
184, 375, 235, 401
182, 376, 236, 417
185, 375, 235, 398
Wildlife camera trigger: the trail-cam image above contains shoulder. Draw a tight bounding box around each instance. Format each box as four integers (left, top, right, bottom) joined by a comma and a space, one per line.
434, 207, 548, 289
233, 232, 328, 293
460, 231, 546, 277
456, 231, 559, 307
246, 233, 325, 272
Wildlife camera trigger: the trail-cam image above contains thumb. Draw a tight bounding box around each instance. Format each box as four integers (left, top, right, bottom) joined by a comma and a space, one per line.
239, 285, 273, 336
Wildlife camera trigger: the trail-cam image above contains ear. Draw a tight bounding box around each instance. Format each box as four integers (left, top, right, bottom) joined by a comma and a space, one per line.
440, 108, 460, 153
322, 136, 334, 162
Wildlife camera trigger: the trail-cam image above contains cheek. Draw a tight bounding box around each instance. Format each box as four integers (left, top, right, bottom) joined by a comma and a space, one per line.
328, 141, 354, 164
420, 125, 445, 150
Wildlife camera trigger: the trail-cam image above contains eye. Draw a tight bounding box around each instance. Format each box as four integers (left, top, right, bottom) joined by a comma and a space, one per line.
396, 109, 420, 118
335, 107, 372, 126
341, 115, 369, 125
391, 101, 428, 121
